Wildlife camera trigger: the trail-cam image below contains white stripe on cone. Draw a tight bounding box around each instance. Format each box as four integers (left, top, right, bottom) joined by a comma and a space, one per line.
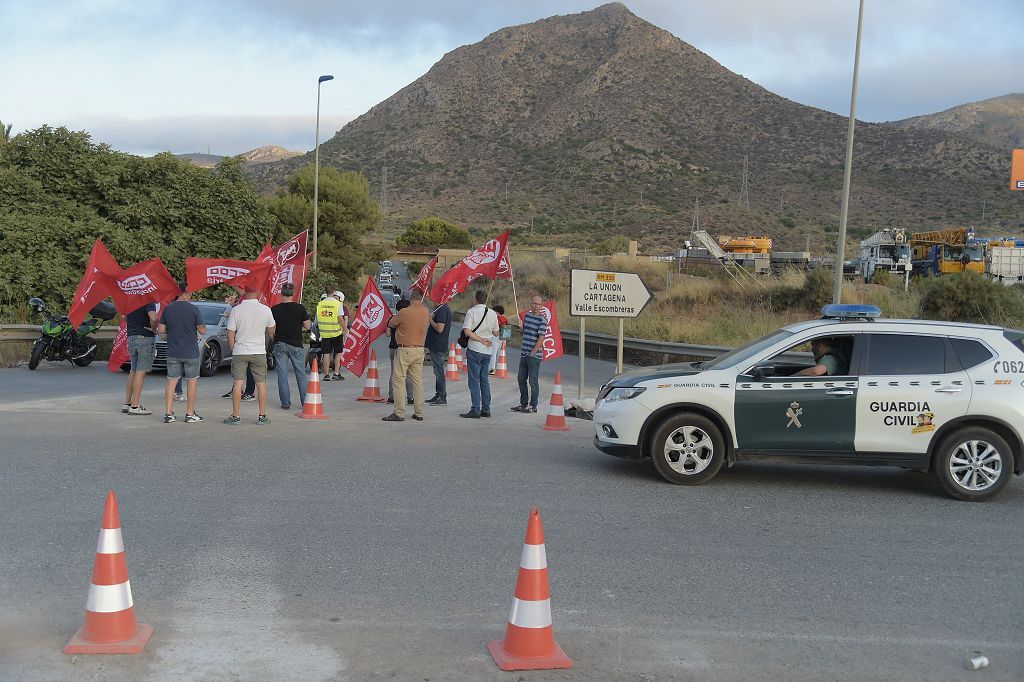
508, 597, 553, 629
548, 404, 564, 416
520, 543, 547, 570
85, 581, 134, 613
96, 528, 124, 555
305, 393, 322, 405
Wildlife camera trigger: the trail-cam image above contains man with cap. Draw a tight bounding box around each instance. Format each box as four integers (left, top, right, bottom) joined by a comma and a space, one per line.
316, 289, 347, 381
271, 282, 311, 410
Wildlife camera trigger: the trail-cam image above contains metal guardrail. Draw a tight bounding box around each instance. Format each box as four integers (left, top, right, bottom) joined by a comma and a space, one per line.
0, 324, 118, 342
558, 328, 730, 360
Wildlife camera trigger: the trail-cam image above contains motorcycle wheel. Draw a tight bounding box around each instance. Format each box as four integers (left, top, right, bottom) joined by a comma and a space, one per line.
28, 341, 45, 370
73, 347, 97, 367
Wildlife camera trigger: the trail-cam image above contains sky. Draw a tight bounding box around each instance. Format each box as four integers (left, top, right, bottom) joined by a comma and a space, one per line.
4, 0, 1021, 157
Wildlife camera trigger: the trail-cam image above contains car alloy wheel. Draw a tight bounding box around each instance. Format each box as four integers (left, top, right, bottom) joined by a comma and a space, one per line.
650, 412, 726, 485
947, 440, 1002, 492
934, 426, 1013, 501
664, 426, 714, 475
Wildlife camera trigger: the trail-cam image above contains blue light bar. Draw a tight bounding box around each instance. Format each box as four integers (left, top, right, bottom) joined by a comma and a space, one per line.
820, 304, 881, 320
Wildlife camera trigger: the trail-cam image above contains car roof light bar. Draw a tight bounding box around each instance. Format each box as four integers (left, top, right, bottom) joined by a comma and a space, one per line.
820, 303, 881, 321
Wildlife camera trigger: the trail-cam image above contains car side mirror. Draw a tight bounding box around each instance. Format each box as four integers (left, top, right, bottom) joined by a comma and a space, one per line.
752, 364, 775, 378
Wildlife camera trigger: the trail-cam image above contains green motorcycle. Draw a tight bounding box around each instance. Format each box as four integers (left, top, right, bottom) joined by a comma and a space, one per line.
27, 297, 116, 370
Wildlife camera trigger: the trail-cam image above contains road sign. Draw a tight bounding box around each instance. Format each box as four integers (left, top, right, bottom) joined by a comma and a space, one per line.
569, 269, 652, 318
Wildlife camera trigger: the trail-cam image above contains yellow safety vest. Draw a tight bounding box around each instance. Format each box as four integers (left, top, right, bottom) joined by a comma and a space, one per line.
316, 299, 344, 338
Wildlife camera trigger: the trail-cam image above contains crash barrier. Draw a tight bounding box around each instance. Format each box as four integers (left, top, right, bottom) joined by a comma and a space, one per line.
0, 324, 117, 368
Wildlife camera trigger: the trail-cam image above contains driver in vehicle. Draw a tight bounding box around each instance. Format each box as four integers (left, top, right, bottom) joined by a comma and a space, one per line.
796, 337, 849, 376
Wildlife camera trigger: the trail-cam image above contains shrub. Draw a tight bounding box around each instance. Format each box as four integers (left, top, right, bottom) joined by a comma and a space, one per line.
918, 272, 1024, 327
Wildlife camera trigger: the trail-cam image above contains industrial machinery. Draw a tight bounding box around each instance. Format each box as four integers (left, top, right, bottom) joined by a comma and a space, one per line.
860, 228, 911, 288
909, 227, 985, 276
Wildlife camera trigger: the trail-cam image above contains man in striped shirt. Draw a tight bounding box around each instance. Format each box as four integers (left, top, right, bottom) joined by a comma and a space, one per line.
512, 296, 549, 413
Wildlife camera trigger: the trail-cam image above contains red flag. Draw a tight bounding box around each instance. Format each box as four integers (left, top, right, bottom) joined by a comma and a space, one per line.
412, 255, 437, 294
185, 257, 273, 293
103, 259, 180, 315
107, 319, 129, 372
340, 278, 393, 377
259, 231, 309, 305
429, 231, 510, 304
519, 300, 563, 360
496, 244, 512, 280
69, 240, 122, 327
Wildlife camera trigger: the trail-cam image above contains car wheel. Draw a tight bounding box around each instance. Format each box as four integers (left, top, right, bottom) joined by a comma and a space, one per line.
200, 343, 221, 377
934, 427, 1014, 501
650, 413, 726, 485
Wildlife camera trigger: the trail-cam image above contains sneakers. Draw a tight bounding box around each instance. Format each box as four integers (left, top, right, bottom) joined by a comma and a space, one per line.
223, 415, 241, 425
332, 373, 345, 381
429, 399, 447, 406
488, 369, 496, 375
511, 405, 528, 413
411, 415, 424, 421
127, 405, 152, 415
163, 413, 176, 423
174, 393, 187, 402
480, 411, 491, 418
382, 413, 404, 422
281, 404, 291, 410
460, 411, 481, 419
525, 406, 538, 413
241, 393, 256, 401
257, 414, 270, 425
386, 397, 394, 404
122, 403, 131, 413
185, 413, 204, 423
323, 374, 332, 382
221, 391, 233, 398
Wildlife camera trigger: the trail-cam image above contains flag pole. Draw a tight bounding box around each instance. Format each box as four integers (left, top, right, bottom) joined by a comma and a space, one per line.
508, 250, 521, 325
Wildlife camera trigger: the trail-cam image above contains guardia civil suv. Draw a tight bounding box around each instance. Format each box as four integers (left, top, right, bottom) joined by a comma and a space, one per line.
593, 305, 1024, 501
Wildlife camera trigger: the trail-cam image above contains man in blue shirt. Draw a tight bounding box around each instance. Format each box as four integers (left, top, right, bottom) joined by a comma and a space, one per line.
122, 301, 158, 415
158, 283, 207, 423
423, 291, 452, 407
512, 296, 549, 413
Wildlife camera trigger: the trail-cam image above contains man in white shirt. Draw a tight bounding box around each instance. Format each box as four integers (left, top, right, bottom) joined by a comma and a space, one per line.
224, 288, 276, 425
460, 289, 499, 419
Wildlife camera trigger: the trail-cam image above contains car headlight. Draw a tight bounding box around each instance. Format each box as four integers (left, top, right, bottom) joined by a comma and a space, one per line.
603, 387, 646, 403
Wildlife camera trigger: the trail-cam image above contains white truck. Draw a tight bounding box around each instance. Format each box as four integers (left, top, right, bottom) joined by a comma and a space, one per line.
860, 228, 911, 289
988, 246, 1024, 285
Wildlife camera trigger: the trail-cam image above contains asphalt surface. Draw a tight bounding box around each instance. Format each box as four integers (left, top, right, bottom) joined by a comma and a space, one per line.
2, 264, 1023, 680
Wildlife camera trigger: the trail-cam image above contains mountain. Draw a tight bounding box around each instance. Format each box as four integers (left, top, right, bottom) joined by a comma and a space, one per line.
891, 94, 1024, 152
248, 3, 1018, 251
177, 145, 301, 169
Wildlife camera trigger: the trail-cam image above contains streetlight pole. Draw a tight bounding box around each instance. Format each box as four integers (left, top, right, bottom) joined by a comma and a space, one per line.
313, 74, 334, 270
832, 0, 865, 305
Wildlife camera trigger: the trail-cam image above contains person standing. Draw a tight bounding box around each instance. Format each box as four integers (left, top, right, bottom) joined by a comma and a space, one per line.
316, 290, 347, 381
271, 282, 311, 410
122, 301, 158, 415
386, 297, 414, 405
382, 296, 430, 422
512, 296, 549, 414
158, 283, 207, 423
220, 293, 255, 400
424, 293, 452, 406
224, 288, 276, 425
460, 289, 499, 419
489, 304, 509, 375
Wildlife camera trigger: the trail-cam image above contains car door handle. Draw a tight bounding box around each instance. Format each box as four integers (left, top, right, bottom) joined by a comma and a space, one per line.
935, 387, 962, 393
825, 388, 854, 396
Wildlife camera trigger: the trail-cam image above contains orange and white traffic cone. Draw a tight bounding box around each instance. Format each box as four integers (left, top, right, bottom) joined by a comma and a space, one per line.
541, 371, 570, 431
495, 341, 509, 379
356, 349, 386, 402
487, 508, 572, 671
64, 491, 153, 655
296, 358, 329, 419
446, 343, 461, 381
456, 345, 466, 373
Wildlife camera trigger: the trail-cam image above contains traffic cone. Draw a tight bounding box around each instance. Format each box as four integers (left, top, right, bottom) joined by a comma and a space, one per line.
495, 341, 509, 379
64, 491, 153, 655
487, 508, 572, 671
296, 358, 329, 419
356, 349, 386, 402
456, 345, 466, 373
541, 371, 571, 432
446, 343, 461, 381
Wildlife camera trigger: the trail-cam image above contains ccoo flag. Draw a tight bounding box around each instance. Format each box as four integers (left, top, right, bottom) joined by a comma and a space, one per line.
185, 257, 273, 293
69, 239, 122, 328
429, 231, 510, 304
102, 259, 180, 315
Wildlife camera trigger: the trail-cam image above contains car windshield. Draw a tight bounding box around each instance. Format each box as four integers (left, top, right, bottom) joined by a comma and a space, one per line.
195, 304, 228, 326
701, 329, 794, 371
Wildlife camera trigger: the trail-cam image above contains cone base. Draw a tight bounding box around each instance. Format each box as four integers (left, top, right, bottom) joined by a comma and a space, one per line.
486, 638, 573, 671
296, 412, 330, 420
541, 423, 571, 431
64, 622, 152, 655
356, 396, 386, 403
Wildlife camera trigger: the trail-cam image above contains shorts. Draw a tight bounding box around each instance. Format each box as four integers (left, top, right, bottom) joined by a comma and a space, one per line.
320, 335, 344, 354
166, 357, 200, 380
128, 336, 155, 373
231, 354, 268, 382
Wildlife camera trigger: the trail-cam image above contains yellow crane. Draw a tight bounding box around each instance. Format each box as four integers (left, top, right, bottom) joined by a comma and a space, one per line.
910, 227, 985, 276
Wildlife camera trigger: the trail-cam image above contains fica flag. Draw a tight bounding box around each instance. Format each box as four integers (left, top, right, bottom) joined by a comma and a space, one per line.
258, 231, 309, 305
518, 300, 564, 360
339, 277, 393, 377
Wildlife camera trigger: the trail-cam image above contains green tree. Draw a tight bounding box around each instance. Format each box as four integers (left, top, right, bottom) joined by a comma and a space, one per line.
265, 165, 382, 296
919, 272, 1024, 326
594, 234, 630, 255
396, 216, 471, 248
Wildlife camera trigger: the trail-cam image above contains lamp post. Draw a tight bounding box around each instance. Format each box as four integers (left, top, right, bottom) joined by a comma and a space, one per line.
832, 0, 865, 304
313, 74, 334, 270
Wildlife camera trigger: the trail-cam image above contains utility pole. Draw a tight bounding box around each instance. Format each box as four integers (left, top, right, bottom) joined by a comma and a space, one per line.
982, 199, 986, 223
380, 166, 388, 216
690, 195, 701, 235
737, 155, 750, 210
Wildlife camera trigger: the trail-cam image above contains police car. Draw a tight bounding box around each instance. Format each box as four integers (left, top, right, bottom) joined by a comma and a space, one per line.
593, 305, 1024, 501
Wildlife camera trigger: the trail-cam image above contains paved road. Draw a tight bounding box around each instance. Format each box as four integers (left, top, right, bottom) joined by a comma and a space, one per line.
2, 301, 1023, 679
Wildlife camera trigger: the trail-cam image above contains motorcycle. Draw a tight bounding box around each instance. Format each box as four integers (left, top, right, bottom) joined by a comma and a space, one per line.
27, 297, 116, 370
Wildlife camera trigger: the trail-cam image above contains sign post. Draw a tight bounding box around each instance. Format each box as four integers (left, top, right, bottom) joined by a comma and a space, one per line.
570, 269, 653, 398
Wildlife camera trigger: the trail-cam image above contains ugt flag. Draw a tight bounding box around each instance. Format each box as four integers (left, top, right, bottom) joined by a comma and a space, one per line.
411, 255, 437, 294
258, 231, 309, 305
519, 300, 564, 360
69, 239, 122, 328
339, 278, 393, 377
429, 230, 510, 304
185, 257, 273, 293
103, 259, 180, 315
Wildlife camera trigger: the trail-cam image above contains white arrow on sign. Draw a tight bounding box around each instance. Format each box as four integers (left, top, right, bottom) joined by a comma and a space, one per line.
569, 269, 653, 318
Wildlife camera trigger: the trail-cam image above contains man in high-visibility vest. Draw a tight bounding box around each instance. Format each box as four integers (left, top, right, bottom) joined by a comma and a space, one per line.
316, 290, 347, 381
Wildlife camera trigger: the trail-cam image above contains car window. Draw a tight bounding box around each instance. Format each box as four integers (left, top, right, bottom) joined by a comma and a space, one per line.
1003, 329, 1024, 353
759, 334, 855, 376
702, 330, 794, 371
195, 305, 227, 326
865, 334, 946, 375
949, 338, 994, 369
